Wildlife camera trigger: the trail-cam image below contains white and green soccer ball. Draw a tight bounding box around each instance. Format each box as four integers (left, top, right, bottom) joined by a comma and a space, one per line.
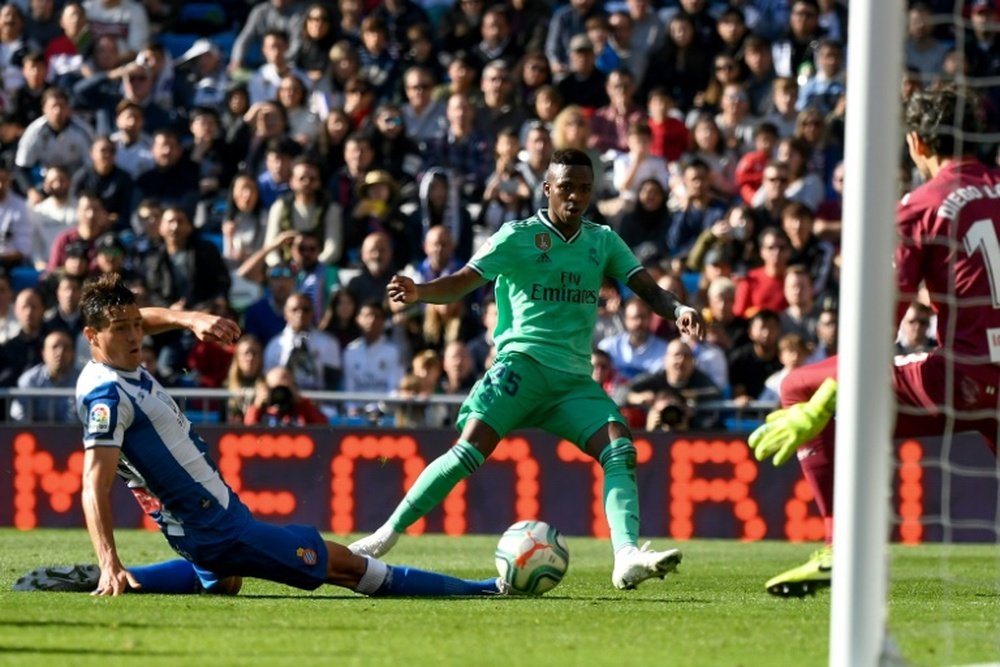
494, 520, 570, 595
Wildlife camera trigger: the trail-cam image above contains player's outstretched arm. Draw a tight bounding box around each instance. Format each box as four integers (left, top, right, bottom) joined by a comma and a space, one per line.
139, 308, 242, 344
626, 270, 705, 340
81, 447, 141, 596
387, 266, 489, 305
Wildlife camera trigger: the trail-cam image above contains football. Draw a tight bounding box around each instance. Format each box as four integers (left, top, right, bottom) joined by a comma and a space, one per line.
494, 520, 570, 595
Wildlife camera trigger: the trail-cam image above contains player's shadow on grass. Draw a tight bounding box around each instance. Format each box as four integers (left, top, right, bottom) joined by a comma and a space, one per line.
0, 645, 192, 657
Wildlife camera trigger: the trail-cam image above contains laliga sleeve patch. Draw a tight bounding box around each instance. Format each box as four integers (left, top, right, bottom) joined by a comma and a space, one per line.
88, 403, 112, 434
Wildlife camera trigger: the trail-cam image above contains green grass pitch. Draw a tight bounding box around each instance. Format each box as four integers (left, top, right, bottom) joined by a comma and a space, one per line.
0, 530, 997, 667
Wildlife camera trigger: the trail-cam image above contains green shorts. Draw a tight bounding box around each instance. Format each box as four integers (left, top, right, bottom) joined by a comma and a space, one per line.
456, 352, 627, 448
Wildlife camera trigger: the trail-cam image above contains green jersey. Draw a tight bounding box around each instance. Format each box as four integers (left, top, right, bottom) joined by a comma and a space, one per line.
468, 209, 642, 376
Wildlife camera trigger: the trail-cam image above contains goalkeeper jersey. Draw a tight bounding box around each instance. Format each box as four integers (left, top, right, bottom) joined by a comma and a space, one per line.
468, 209, 642, 377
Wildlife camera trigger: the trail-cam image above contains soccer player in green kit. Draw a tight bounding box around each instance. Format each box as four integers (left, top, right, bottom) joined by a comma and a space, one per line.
350, 149, 706, 590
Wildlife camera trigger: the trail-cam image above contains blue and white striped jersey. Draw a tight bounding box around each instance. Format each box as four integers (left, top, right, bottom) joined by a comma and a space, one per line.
76, 361, 250, 539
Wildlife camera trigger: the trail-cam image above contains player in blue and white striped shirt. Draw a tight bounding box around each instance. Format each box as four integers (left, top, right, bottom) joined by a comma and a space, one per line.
77, 273, 505, 598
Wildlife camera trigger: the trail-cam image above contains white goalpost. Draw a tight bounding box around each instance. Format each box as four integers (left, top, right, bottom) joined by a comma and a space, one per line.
829, 1, 904, 666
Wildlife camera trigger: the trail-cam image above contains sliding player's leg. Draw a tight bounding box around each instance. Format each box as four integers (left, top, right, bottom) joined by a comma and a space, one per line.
12, 559, 242, 595
349, 353, 544, 558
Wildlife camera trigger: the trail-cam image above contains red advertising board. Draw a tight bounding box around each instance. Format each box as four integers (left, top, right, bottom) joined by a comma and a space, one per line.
0, 427, 995, 542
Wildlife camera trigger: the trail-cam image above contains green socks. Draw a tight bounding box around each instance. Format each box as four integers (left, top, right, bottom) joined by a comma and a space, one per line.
600, 438, 640, 553
388, 440, 485, 532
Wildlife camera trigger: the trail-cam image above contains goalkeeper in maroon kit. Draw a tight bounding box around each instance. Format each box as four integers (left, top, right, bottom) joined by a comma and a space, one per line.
748, 85, 1000, 597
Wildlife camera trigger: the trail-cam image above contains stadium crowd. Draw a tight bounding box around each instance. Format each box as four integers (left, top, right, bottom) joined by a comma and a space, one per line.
0, 0, 997, 431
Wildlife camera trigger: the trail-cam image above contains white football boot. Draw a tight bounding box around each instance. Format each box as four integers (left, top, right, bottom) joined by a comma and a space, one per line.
611, 542, 683, 590
348, 524, 401, 557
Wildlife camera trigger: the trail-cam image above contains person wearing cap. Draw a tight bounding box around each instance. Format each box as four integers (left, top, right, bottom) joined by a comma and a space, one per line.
15, 88, 94, 206
544, 0, 605, 77
556, 34, 609, 111
348, 170, 413, 270
70, 136, 133, 231
174, 38, 229, 109
0, 157, 34, 270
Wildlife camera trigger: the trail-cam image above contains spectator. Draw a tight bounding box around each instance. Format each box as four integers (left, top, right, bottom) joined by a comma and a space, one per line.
473, 60, 526, 144
814, 160, 844, 244
46, 2, 90, 85
728, 308, 782, 405
589, 68, 644, 155
0, 5, 34, 94
646, 87, 690, 163
515, 122, 554, 211
92, 231, 137, 281
295, 4, 337, 85
666, 157, 729, 259
626, 338, 722, 432
47, 192, 112, 273
403, 225, 463, 287
614, 178, 670, 263
319, 287, 361, 349
734, 122, 779, 205
143, 206, 230, 310
782, 201, 835, 296
342, 75, 377, 130
231, 0, 308, 73
0, 271, 17, 344
586, 14, 624, 75
401, 65, 447, 148
409, 168, 475, 263
70, 135, 133, 230
622, 0, 665, 84
348, 169, 412, 270
400, 23, 446, 93
263, 292, 341, 390
438, 339, 476, 395
804, 299, 837, 363
480, 128, 533, 232
555, 35, 609, 112
508, 0, 549, 55
308, 107, 352, 178
342, 301, 404, 415
545, 0, 605, 78
0, 286, 47, 387
7, 51, 47, 128
264, 158, 343, 267
15, 88, 93, 204
438, 0, 486, 56
598, 297, 669, 380
255, 135, 296, 209
109, 101, 154, 178
683, 114, 739, 200
762, 77, 801, 139
368, 102, 423, 193
243, 264, 297, 348
134, 128, 200, 216
328, 131, 373, 218
173, 38, 229, 110
357, 16, 399, 100
639, 13, 710, 110
797, 39, 845, 115
905, 2, 951, 82
896, 301, 937, 355
248, 30, 309, 106
779, 265, 819, 342
751, 160, 791, 229
82, 0, 148, 65
24, 0, 62, 53
43, 272, 84, 339
715, 82, 757, 153
225, 334, 264, 423
716, 4, 749, 57
469, 5, 522, 72
758, 332, 811, 403
424, 93, 493, 200
466, 299, 497, 374
686, 203, 757, 275
776, 136, 824, 212
10, 328, 78, 422
187, 107, 233, 228
612, 121, 670, 204
75, 57, 178, 135
593, 277, 625, 345
30, 164, 76, 264
703, 276, 748, 353
772, 0, 825, 79
220, 174, 267, 264
734, 226, 791, 318
551, 105, 605, 194
244, 366, 328, 426
512, 51, 553, 111
742, 34, 777, 116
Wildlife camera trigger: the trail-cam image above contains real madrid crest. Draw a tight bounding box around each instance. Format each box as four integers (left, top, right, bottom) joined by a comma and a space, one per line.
535, 232, 552, 252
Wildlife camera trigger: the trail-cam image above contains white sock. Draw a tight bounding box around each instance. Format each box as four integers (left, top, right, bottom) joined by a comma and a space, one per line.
355, 556, 389, 595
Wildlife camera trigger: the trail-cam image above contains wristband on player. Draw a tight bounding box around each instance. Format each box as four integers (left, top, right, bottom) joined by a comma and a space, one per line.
673, 305, 697, 321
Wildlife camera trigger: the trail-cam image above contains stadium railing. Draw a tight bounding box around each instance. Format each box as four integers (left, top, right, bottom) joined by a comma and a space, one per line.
0, 387, 778, 429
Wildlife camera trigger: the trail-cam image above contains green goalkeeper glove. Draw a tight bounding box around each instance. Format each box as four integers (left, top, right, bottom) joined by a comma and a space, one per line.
747, 378, 838, 466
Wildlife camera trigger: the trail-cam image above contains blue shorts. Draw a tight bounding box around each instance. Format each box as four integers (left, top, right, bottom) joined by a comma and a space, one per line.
169, 519, 329, 591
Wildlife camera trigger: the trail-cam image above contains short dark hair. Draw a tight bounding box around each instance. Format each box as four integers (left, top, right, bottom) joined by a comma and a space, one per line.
751, 309, 781, 326
904, 85, 984, 158
549, 148, 593, 171
81, 273, 137, 331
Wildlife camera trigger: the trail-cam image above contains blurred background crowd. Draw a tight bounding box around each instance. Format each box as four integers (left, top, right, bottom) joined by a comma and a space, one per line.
0, 0, 995, 431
